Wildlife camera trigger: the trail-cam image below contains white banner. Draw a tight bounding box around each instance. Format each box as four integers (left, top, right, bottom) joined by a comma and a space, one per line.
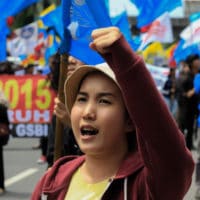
138, 12, 174, 50
146, 63, 169, 91
180, 18, 200, 48
7, 21, 38, 57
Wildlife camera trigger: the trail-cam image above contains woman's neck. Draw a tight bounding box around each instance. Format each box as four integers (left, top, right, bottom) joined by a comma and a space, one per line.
80, 149, 128, 183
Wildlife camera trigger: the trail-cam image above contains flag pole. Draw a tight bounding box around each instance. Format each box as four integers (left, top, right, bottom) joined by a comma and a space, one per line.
54, 53, 68, 162
53, 0, 70, 162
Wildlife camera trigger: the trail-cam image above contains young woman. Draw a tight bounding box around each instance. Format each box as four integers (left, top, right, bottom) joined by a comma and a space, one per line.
31, 27, 194, 200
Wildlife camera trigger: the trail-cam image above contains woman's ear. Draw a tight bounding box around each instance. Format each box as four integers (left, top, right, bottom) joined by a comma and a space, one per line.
125, 117, 135, 133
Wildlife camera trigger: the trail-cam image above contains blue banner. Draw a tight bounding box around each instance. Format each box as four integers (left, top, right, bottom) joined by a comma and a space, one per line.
131, 0, 182, 27
190, 12, 200, 22
174, 39, 200, 64
60, 0, 112, 65
40, 6, 63, 38
45, 29, 60, 61
0, 22, 9, 62
60, 0, 135, 65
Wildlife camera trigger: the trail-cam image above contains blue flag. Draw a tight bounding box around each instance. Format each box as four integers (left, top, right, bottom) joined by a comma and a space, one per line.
107, 1, 139, 51
174, 39, 200, 64
0, 22, 9, 62
60, 0, 112, 65
60, 0, 135, 65
40, 6, 63, 38
131, 0, 182, 27
190, 12, 200, 22
45, 29, 60, 61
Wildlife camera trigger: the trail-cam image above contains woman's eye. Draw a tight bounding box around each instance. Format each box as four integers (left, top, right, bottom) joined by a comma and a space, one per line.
76, 96, 86, 102
99, 99, 111, 104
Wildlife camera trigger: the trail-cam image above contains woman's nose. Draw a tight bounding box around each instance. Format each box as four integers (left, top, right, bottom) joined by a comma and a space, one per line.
82, 103, 96, 121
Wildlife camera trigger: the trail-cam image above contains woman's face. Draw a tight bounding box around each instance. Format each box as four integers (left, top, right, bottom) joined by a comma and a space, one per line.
71, 72, 132, 157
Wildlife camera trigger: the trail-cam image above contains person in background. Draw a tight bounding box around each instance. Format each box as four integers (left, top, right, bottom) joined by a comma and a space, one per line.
162, 67, 177, 117
193, 72, 200, 199
36, 137, 48, 164
24, 64, 37, 75
32, 64, 51, 153
35, 63, 52, 164
181, 54, 200, 199
0, 61, 15, 75
28, 63, 48, 164
0, 90, 10, 195
176, 54, 199, 150
31, 27, 194, 200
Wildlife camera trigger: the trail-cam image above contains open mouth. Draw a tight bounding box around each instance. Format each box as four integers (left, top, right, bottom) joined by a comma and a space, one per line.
80, 127, 99, 136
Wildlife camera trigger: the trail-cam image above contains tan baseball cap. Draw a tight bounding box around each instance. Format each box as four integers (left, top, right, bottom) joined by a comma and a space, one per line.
64, 63, 120, 114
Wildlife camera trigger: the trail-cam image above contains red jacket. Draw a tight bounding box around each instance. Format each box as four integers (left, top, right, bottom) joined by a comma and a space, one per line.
31, 36, 194, 200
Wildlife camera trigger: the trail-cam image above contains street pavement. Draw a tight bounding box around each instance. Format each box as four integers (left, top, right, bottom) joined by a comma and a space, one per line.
184, 149, 198, 200
0, 136, 198, 200
1, 137, 47, 200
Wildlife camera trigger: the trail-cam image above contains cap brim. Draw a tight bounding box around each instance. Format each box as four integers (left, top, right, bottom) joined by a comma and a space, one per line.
64, 64, 118, 114
64, 66, 96, 114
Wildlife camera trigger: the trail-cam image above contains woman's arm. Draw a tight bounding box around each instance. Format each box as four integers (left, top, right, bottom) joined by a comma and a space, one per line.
90, 27, 194, 199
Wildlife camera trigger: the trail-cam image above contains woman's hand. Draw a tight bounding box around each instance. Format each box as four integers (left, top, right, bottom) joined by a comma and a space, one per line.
54, 97, 71, 127
89, 27, 121, 54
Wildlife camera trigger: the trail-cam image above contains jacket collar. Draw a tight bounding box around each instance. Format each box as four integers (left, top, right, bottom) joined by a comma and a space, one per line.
115, 150, 144, 179
42, 151, 144, 193
42, 155, 85, 194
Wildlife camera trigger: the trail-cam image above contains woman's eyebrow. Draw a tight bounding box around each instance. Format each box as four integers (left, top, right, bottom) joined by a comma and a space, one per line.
77, 91, 87, 96
97, 92, 115, 98
78, 91, 116, 98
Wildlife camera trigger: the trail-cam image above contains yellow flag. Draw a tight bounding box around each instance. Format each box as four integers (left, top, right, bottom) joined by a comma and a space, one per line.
141, 42, 166, 64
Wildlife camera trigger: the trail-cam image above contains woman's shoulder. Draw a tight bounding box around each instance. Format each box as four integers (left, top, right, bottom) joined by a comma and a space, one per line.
40, 156, 85, 188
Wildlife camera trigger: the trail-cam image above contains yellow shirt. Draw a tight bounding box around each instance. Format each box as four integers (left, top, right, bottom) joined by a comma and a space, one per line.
65, 167, 110, 200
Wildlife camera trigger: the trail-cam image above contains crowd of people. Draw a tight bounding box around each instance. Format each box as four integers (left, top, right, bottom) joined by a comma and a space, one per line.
161, 54, 200, 198
162, 55, 200, 151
